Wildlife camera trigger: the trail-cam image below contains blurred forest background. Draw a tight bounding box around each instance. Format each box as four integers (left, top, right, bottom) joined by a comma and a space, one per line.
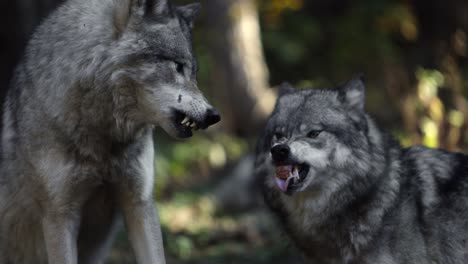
2, 0, 468, 263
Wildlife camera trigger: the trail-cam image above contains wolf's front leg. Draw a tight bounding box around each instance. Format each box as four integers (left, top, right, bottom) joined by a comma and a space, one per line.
34, 151, 86, 264
42, 212, 80, 264
117, 132, 166, 264
120, 199, 166, 264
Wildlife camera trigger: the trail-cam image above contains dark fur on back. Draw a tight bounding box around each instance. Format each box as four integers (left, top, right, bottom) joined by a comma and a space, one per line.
256, 78, 468, 264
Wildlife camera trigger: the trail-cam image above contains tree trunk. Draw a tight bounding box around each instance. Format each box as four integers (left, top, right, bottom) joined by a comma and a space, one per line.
203, 0, 276, 137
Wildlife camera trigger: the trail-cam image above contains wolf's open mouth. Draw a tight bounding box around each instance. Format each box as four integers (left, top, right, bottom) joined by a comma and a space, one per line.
275, 164, 310, 194
172, 110, 201, 138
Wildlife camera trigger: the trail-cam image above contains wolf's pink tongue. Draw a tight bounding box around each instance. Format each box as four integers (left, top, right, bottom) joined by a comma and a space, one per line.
275, 165, 293, 192
275, 177, 289, 192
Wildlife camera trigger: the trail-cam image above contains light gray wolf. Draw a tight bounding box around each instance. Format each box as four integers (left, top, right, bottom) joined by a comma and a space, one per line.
255, 76, 468, 264
0, 0, 220, 263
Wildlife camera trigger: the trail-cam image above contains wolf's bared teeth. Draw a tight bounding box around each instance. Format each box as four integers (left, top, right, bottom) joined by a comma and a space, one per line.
292, 166, 300, 183
190, 122, 197, 128
181, 116, 190, 125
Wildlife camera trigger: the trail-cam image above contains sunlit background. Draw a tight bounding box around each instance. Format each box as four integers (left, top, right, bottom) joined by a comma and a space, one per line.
1, 0, 468, 263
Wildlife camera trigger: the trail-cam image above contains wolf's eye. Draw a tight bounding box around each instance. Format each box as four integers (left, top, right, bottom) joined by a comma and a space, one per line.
175, 62, 184, 75
274, 132, 285, 140
307, 130, 321, 139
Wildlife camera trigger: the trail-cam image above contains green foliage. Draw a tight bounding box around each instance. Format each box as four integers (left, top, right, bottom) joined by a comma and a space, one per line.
153, 131, 248, 198
159, 192, 301, 263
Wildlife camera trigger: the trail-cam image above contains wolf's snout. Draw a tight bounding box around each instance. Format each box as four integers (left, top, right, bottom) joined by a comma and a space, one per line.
202, 108, 221, 128
271, 144, 290, 163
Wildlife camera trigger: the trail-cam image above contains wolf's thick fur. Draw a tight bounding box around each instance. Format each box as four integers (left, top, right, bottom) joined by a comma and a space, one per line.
256, 77, 468, 264
0, 0, 220, 263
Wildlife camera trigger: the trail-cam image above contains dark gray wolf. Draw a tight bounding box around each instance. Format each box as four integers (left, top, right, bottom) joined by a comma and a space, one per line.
256, 77, 468, 264
0, 0, 220, 263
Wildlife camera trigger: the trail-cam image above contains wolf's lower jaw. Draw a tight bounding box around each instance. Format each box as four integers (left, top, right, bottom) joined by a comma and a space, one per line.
171, 110, 200, 138
274, 163, 310, 194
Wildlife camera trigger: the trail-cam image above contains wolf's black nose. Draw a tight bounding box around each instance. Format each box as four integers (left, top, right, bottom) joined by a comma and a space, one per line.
271, 144, 290, 163
204, 108, 221, 127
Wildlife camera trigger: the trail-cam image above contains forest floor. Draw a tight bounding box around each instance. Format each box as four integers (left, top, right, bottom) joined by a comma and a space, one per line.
108, 190, 304, 264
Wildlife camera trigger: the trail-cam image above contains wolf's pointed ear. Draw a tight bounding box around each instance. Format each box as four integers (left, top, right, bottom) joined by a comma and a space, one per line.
177, 3, 201, 21
176, 3, 201, 28
338, 75, 366, 110
150, 0, 169, 15
113, 0, 134, 38
278, 82, 296, 96
137, 0, 170, 16
113, 0, 169, 37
